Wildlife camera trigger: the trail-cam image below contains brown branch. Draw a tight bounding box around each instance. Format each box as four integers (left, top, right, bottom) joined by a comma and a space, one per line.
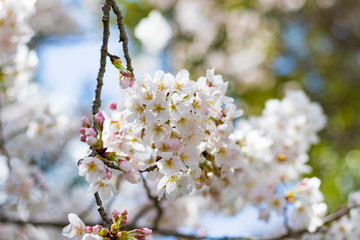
3, 204, 359, 240
110, 0, 134, 76
131, 204, 154, 226
0, 216, 100, 229
0, 93, 11, 170
139, 164, 157, 173
91, 0, 113, 229
94, 192, 113, 228
141, 174, 163, 230
103, 158, 122, 171
92, 0, 111, 121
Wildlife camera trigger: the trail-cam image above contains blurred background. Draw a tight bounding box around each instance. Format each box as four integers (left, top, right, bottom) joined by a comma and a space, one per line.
37, 0, 359, 212
1, 0, 360, 238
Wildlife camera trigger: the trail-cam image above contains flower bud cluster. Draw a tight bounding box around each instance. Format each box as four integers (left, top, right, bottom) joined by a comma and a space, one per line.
62, 211, 152, 240
79, 112, 143, 201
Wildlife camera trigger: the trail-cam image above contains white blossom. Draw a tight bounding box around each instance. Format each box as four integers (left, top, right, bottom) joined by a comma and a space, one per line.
78, 157, 106, 183
62, 213, 85, 240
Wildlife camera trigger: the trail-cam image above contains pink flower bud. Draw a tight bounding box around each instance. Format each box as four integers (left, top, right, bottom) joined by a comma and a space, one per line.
84, 226, 92, 233
129, 77, 135, 88
119, 77, 130, 89
109, 102, 117, 110
121, 209, 128, 216
85, 128, 97, 137
86, 136, 97, 146
124, 170, 141, 184
80, 127, 86, 134
95, 112, 105, 126
81, 116, 91, 128
121, 218, 127, 225
119, 159, 133, 173
105, 168, 112, 180
93, 224, 102, 234
112, 210, 120, 218
80, 134, 86, 142
135, 228, 152, 236
168, 138, 181, 150
135, 236, 146, 240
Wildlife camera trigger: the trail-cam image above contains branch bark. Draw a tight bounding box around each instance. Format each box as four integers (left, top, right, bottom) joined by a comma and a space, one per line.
110, 0, 134, 76
91, 0, 113, 229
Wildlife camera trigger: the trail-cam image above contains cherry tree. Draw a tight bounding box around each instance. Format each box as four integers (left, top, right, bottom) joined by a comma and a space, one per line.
1, 0, 360, 240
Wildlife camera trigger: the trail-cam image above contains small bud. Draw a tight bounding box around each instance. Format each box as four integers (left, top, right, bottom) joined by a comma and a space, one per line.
119, 72, 135, 89
121, 209, 128, 216
124, 170, 141, 184
81, 116, 91, 128
80, 127, 86, 134
80, 134, 86, 142
86, 136, 97, 146
109, 54, 122, 69
95, 112, 105, 126
135, 236, 146, 240
112, 210, 120, 218
129, 77, 135, 87
106, 168, 112, 180
98, 228, 109, 237
109, 102, 117, 110
93, 224, 102, 234
119, 76, 130, 89
135, 228, 152, 236
85, 128, 97, 137
119, 159, 133, 173
84, 226, 92, 233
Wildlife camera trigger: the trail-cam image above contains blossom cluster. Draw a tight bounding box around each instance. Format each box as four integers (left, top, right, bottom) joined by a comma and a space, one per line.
102, 68, 242, 200
75, 65, 334, 235
197, 90, 327, 232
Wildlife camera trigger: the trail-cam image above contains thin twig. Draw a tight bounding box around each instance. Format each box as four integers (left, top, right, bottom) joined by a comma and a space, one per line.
141, 174, 163, 230
95, 192, 113, 228
322, 205, 358, 224
91, 0, 113, 229
0, 93, 11, 170
92, 0, 111, 121
103, 158, 122, 171
110, 0, 134, 75
132, 204, 154, 226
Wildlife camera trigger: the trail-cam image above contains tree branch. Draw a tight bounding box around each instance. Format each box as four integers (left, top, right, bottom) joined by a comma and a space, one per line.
141, 174, 163, 230
91, 0, 113, 229
94, 192, 113, 228
110, 0, 134, 76
2, 204, 359, 240
0, 93, 11, 170
92, 0, 111, 121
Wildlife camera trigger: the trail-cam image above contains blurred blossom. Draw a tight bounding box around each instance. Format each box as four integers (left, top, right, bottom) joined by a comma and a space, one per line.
30, 0, 78, 37
135, 10, 172, 53
257, 0, 306, 11
316, 0, 336, 9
